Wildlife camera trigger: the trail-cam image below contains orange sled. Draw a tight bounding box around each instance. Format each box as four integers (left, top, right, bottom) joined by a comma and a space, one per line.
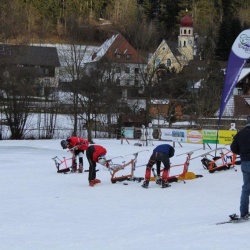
199, 148, 238, 173
108, 151, 148, 183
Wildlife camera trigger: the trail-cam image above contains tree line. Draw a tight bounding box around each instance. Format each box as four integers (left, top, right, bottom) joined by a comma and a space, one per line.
0, 0, 249, 59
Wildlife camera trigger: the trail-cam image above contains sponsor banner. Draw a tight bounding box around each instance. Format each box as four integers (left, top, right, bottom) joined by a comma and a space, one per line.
187, 130, 202, 144
140, 128, 237, 144
160, 128, 173, 141
218, 130, 237, 144
172, 130, 186, 143
202, 130, 218, 144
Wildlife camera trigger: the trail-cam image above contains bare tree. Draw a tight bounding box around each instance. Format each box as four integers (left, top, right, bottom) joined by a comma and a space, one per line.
0, 66, 36, 139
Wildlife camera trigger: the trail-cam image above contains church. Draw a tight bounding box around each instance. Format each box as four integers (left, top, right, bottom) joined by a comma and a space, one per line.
147, 12, 196, 74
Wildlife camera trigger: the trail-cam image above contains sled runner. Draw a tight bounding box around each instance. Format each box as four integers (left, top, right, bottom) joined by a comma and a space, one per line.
108, 150, 148, 183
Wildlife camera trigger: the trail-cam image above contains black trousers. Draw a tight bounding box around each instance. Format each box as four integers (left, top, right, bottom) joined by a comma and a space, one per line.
147, 152, 170, 175
86, 147, 96, 181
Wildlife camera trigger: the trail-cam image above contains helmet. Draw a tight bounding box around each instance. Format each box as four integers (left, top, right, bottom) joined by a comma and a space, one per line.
61, 140, 68, 149
98, 155, 106, 166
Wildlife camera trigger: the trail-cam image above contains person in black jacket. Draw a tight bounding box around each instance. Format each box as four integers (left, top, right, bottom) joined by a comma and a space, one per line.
231, 116, 250, 219
141, 144, 175, 189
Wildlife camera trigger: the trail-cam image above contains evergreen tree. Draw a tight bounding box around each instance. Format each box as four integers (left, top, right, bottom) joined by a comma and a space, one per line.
216, 17, 242, 60
157, 0, 181, 38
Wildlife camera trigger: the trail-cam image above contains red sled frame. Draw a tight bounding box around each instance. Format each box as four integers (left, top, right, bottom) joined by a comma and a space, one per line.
196, 147, 238, 173
152, 151, 194, 184
108, 151, 148, 183
52, 156, 74, 173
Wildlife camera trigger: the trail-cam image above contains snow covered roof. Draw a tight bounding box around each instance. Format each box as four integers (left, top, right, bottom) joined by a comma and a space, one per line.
151, 99, 169, 104
238, 67, 250, 82
215, 95, 235, 117
87, 34, 118, 62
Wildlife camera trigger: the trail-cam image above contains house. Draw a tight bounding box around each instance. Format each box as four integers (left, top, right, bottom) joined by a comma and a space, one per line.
211, 67, 250, 129
0, 44, 60, 95
221, 67, 250, 116
85, 33, 147, 99
147, 11, 195, 75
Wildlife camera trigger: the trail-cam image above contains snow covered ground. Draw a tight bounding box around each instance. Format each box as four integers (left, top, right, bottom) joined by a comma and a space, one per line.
0, 139, 248, 250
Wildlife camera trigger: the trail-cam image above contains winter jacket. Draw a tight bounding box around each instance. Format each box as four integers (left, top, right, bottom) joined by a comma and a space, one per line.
68, 136, 89, 151
88, 145, 107, 162
153, 144, 175, 158
231, 126, 250, 161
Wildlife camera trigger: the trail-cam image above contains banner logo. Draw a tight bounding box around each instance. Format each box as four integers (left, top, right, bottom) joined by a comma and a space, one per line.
232, 30, 250, 58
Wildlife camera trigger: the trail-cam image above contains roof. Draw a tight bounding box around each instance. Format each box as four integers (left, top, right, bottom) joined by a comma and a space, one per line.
87, 33, 146, 64
215, 95, 250, 117
238, 67, 250, 82
148, 40, 182, 66
180, 14, 193, 28
0, 44, 60, 67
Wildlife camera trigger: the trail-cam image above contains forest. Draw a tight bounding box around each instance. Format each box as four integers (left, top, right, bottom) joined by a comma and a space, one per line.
0, 0, 249, 60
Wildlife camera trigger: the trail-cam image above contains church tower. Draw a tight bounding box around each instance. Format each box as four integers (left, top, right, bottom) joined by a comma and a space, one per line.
178, 11, 194, 62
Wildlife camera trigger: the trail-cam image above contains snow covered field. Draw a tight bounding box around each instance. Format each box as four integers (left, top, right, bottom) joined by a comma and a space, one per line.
0, 139, 248, 250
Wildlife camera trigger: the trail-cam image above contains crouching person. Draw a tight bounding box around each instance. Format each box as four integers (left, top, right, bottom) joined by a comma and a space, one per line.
61, 136, 89, 173
86, 145, 107, 187
142, 144, 175, 189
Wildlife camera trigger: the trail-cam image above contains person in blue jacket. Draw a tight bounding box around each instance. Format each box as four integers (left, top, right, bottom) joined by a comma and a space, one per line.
142, 144, 175, 189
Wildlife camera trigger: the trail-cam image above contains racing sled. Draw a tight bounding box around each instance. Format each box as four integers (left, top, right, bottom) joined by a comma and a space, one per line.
192, 147, 239, 173
107, 150, 148, 184
52, 156, 73, 173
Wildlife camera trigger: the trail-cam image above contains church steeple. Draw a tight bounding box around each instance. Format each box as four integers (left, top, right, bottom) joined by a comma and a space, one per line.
178, 10, 194, 61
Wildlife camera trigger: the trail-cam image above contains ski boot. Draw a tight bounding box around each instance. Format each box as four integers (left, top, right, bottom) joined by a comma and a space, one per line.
161, 180, 171, 188
141, 179, 149, 188
71, 165, 77, 173
93, 179, 101, 184
155, 175, 162, 185
78, 165, 83, 173
89, 180, 96, 187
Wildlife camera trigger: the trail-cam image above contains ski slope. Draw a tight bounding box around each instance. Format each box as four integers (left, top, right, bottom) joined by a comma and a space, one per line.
0, 139, 247, 250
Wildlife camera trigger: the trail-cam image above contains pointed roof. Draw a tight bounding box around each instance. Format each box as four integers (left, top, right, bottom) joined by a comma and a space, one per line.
148, 39, 182, 67
88, 33, 145, 64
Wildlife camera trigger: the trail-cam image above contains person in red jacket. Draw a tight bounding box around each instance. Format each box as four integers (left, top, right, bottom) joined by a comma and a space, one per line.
61, 136, 89, 173
86, 145, 107, 186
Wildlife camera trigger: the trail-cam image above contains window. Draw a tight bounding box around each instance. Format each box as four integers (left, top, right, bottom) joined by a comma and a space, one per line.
125, 79, 130, 85
134, 68, 139, 74
116, 78, 120, 85
116, 54, 121, 59
126, 54, 131, 60
44, 78, 50, 85
125, 67, 130, 73
167, 59, 171, 67
155, 58, 160, 66
134, 79, 140, 86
